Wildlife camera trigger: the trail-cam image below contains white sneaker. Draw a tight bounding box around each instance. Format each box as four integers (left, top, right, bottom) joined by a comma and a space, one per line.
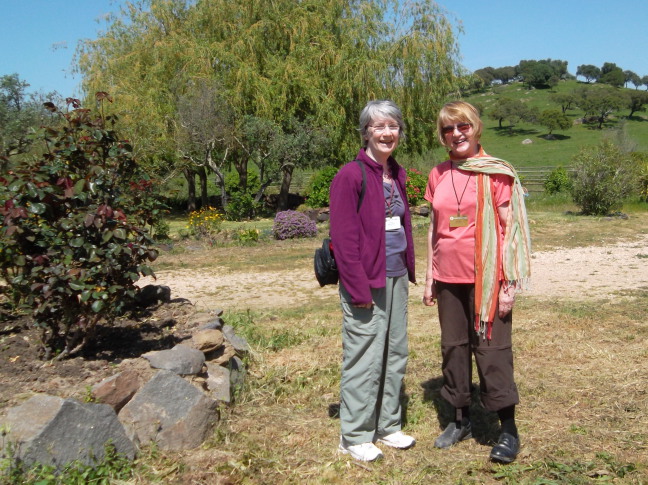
338, 437, 384, 462
376, 431, 416, 449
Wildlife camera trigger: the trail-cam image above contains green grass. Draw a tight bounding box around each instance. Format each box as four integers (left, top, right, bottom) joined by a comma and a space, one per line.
399, 79, 648, 172
463, 80, 648, 168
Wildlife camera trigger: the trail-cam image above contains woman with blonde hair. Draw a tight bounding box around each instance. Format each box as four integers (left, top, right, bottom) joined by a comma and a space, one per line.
423, 101, 531, 463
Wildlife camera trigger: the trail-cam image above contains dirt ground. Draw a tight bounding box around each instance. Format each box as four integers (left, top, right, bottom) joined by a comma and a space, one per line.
1, 233, 646, 412
138, 233, 648, 310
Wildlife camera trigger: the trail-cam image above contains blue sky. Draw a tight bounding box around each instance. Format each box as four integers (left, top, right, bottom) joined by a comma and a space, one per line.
2, 0, 647, 97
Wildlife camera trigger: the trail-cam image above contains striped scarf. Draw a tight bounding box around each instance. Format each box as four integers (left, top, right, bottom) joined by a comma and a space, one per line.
459, 156, 532, 339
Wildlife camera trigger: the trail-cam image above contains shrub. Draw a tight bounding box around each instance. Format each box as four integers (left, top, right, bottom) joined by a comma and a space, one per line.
570, 141, 639, 215
632, 152, 648, 202
188, 206, 223, 243
224, 170, 262, 220
544, 166, 573, 194
405, 168, 427, 206
305, 166, 339, 208
0, 94, 160, 359
272, 210, 317, 240
233, 226, 261, 245
225, 191, 261, 221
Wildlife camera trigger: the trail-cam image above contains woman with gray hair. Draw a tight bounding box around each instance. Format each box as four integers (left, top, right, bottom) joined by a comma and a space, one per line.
329, 100, 417, 462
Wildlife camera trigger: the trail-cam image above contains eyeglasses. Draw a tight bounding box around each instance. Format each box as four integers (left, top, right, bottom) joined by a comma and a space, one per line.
441, 122, 472, 135
369, 124, 400, 133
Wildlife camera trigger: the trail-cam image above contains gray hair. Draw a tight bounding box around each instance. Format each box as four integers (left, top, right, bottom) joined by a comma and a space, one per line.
358, 100, 406, 147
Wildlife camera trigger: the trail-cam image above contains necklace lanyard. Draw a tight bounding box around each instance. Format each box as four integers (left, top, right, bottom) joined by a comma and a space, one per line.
450, 163, 471, 215
384, 176, 395, 217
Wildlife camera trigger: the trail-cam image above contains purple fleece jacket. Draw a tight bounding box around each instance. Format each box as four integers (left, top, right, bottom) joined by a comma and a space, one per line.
329, 148, 416, 305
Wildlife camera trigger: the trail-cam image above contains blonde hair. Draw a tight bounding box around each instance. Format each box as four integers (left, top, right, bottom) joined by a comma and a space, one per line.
436, 101, 483, 148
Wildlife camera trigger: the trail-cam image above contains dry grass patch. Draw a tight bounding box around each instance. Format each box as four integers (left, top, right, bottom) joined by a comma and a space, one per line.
154, 290, 647, 484
122, 211, 648, 483
529, 210, 648, 251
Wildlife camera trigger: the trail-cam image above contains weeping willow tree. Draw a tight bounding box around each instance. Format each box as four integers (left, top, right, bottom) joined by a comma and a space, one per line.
77, 0, 464, 205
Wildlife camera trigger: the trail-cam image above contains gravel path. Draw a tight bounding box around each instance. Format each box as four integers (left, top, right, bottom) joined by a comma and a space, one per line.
141, 234, 648, 309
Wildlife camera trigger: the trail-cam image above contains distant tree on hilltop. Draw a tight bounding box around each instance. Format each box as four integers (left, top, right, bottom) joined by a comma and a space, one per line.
599, 63, 625, 87
576, 64, 600, 83
625, 70, 641, 89
518, 60, 555, 88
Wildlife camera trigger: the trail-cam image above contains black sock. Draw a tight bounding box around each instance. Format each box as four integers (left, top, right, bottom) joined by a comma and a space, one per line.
497, 405, 518, 437
455, 406, 470, 427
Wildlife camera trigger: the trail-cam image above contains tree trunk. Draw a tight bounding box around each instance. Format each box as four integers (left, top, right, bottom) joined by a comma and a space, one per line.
254, 179, 274, 203
277, 164, 294, 212
233, 156, 248, 191
184, 168, 196, 212
205, 144, 228, 209
196, 165, 209, 208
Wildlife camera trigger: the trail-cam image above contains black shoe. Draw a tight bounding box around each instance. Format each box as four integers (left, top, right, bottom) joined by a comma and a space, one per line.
489, 432, 520, 463
434, 421, 472, 449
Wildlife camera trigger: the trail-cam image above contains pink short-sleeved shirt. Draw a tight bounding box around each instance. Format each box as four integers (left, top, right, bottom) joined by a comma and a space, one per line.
424, 156, 513, 283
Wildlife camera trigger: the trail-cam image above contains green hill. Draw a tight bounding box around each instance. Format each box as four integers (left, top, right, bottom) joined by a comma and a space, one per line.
427, 80, 648, 170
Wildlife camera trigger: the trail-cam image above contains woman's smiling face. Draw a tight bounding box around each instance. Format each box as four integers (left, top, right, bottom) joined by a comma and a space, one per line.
441, 119, 479, 159
364, 116, 400, 162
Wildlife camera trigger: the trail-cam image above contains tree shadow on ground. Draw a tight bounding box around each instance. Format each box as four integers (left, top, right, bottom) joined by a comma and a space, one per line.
538, 134, 571, 141
490, 126, 540, 137
421, 377, 500, 445
81, 299, 192, 361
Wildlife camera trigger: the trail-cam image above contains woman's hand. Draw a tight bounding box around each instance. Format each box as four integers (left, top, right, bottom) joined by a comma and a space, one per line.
498, 283, 515, 318
423, 279, 437, 306
353, 302, 373, 309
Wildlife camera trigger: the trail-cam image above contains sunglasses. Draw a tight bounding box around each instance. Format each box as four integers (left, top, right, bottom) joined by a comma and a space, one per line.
441, 122, 472, 135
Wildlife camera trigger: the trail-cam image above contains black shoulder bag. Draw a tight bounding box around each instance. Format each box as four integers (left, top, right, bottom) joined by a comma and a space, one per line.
314, 160, 366, 287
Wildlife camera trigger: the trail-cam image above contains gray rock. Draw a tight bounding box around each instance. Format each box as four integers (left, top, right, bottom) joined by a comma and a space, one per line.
199, 318, 223, 331
222, 325, 250, 354
92, 370, 142, 412
411, 204, 429, 217
229, 356, 246, 393
187, 312, 218, 328
118, 370, 218, 450
522, 138, 533, 145
143, 344, 205, 375
317, 208, 330, 222
2, 395, 135, 469
205, 362, 231, 403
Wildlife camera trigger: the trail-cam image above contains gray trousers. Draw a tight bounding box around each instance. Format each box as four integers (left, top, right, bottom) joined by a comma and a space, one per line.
339, 275, 409, 444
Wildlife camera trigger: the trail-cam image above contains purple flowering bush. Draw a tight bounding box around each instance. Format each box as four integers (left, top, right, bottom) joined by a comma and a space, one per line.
272, 210, 318, 240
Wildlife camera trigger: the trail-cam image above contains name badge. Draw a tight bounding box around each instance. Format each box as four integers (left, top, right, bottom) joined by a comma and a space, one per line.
449, 214, 468, 228
385, 216, 401, 231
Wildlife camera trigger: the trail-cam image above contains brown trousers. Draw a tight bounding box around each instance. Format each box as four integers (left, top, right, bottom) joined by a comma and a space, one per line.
436, 281, 519, 412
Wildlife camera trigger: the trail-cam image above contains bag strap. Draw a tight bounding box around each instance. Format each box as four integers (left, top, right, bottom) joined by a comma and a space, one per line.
355, 159, 366, 213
